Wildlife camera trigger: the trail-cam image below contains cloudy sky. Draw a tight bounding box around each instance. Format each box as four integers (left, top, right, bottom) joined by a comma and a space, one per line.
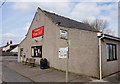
0, 0, 119, 46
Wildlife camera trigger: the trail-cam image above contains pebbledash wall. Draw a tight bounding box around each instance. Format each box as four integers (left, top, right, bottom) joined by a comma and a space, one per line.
101, 39, 120, 77
18, 8, 120, 78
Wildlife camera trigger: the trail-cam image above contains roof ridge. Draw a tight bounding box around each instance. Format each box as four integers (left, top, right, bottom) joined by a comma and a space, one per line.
43, 10, 84, 24
42, 9, 97, 32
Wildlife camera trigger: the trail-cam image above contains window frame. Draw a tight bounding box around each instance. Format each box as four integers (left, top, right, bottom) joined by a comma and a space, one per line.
106, 43, 117, 61
31, 46, 42, 58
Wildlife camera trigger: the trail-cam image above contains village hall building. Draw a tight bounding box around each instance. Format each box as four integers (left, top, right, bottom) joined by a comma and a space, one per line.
18, 7, 120, 79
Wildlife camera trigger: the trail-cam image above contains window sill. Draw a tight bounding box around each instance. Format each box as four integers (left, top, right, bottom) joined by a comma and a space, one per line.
107, 59, 117, 62
31, 56, 42, 58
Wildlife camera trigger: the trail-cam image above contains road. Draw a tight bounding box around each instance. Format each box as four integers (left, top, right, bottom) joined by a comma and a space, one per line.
2, 65, 34, 82
1, 56, 35, 83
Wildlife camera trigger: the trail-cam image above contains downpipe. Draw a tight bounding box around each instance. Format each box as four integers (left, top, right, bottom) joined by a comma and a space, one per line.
98, 33, 104, 80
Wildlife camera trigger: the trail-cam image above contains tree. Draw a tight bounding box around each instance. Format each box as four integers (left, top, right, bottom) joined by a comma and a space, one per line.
82, 19, 115, 35
82, 19, 108, 32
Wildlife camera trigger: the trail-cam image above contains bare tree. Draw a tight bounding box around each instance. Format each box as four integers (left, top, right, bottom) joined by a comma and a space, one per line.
83, 19, 108, 32
82, 19, 115, 35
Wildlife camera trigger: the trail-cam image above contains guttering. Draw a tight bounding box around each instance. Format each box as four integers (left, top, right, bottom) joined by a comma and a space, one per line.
104, 35, 120, 42
97, 32, 104, 80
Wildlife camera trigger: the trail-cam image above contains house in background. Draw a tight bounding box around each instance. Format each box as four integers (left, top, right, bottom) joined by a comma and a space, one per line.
10, 45, 18, 53
18, 7, 120, 79
1, 41, 18, 56
2, 41, 12, 52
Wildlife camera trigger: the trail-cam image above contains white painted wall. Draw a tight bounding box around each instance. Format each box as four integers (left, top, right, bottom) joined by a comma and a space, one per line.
3, 45, 10, 52
10, 46, 18, 52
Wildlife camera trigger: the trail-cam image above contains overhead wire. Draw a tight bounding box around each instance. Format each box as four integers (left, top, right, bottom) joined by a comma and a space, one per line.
0, 0, 6, 8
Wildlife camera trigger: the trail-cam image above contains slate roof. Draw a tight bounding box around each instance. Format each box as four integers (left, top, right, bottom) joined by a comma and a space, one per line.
43, 10, 97, 32
6, 44, 18, 52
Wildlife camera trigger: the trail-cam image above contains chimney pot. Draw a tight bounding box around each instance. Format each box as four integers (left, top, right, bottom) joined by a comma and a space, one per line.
10, 40, 12, 44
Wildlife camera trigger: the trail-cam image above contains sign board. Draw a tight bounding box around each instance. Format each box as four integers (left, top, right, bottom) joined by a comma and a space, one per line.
32, 26, 44, 38
60, 30, 68, 40
59, 48, 68, 58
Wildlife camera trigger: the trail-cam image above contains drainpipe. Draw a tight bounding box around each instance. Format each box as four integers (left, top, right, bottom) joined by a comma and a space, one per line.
97, 32, 104, 80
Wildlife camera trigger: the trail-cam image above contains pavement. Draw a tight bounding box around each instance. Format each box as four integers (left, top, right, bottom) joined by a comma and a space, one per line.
104, 72, 120, 83
3, 61, 92, 82
1, 56, 120, 84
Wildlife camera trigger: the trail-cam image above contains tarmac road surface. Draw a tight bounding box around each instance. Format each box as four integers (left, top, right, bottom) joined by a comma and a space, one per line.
2, 65, 35, 82
1, 56, 36, 83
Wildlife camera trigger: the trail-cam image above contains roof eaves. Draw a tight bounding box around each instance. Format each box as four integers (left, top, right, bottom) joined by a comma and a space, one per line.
104, 34, 120, 39
103, 34, 120, 41
86, 24, 98, 32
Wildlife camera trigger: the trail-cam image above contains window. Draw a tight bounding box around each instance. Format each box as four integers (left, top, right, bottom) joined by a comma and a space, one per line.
106, 43, 117, 61
20, 48, 23, 56
31, 46, 42, 58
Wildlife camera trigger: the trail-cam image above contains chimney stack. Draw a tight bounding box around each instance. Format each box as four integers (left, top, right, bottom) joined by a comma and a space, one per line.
7, 42, 9, 45
10, 40, 12, 44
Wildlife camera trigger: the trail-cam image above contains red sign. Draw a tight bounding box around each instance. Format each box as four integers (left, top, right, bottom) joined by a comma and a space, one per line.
32, 26, 44, 38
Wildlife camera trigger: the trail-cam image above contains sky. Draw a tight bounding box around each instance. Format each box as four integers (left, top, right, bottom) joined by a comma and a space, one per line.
0, 0, 119, 46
